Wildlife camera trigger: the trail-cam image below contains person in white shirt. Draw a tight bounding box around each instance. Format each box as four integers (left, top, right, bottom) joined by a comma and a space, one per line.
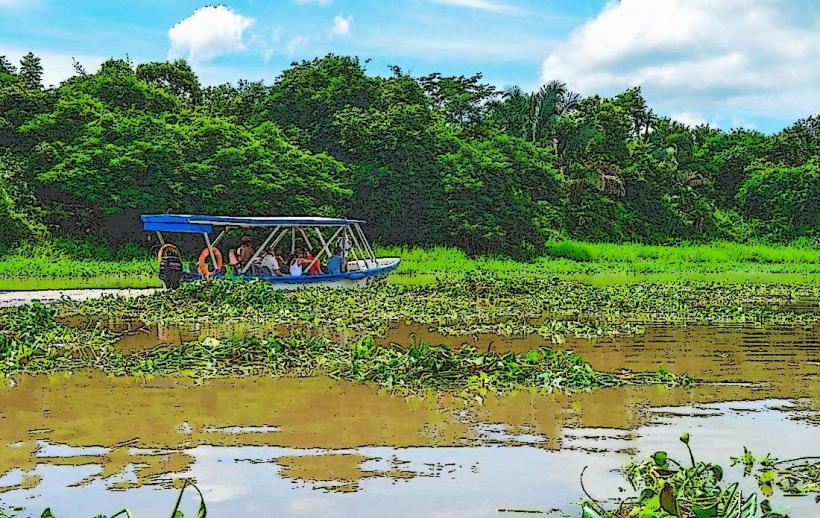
337, 235, 352, 271
289, 249, 304, 276
260, 246, 282, 276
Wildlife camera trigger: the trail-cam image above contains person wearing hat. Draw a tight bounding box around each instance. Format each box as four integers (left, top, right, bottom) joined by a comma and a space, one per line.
236, 236, 255, 268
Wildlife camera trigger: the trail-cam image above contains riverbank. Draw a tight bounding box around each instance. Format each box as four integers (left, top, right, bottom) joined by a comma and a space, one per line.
0, 241, 817, 291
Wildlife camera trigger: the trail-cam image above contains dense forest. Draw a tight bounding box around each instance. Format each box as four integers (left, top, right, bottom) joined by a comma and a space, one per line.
0, 52, 817, 257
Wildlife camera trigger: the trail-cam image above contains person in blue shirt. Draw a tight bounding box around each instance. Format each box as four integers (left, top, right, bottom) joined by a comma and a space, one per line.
327, 246, 343, 274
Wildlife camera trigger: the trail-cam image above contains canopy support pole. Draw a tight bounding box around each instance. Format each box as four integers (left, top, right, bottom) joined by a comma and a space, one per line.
268, 228, 288, 251
302, 226, 340, 273
346, 225, 367, 270
211, 229, 227, 248
314, 227, 333, 260
291, 228, 296, 255
155, 231, 165, 246
240, 226, 281, 274
203, 233, 217, 274
354, 223, 376, 264
298, 227, 314, 251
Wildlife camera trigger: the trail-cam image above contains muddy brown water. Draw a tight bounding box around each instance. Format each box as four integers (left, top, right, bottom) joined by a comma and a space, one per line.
0, 325, 818, 517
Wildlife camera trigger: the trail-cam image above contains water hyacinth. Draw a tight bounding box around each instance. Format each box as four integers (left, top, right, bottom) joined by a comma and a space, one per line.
59, 276, 820, 341
127, 335, 691, 395
580, 434, 819, 518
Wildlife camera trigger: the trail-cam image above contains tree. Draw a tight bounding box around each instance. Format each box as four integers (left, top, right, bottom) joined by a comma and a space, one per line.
136, 60, 202, 105
19, 52, 43, 89
419, 72, 498, 128
19, 59, 349, 241
0, 56, 16, 76
259, 54, 377, 154
770, 116, 820, 167
737, 161, 819, 240
489, 81, 583, 172
2, 51, 818, 253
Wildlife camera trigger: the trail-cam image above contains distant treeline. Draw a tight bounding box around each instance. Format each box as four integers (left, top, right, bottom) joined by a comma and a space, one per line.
0, 53, 817, 257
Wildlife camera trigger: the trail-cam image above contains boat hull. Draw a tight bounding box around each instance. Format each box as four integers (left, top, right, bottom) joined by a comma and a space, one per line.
178, 258, 401, 289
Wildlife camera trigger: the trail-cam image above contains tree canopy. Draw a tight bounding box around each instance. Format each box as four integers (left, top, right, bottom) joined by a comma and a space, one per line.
0, 52, 817, 255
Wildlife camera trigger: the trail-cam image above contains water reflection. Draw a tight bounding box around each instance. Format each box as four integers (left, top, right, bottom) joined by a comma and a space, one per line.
0, 325, 818, 516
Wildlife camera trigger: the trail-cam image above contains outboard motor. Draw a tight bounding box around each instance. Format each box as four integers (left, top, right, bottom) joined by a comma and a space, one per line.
158, 245, 183, 289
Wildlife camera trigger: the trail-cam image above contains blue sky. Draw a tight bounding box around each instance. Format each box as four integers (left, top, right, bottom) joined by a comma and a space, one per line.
2, 0, 818, 133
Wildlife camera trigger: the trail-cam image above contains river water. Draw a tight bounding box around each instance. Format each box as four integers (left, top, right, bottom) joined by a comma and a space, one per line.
0, 325, 818, 517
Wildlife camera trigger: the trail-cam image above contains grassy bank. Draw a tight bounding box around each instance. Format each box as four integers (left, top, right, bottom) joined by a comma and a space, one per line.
0, 241, 817, 290
383, 241, 820, 284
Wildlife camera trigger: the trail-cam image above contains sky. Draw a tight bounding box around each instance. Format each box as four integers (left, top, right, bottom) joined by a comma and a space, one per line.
1, 0, 818, 133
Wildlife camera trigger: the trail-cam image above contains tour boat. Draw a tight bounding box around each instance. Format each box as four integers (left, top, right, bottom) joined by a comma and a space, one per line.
142, 214, 401, 289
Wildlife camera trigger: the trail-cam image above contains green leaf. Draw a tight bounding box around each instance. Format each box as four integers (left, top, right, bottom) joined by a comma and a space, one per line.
41, 510, 56, 518
653, 451, 668, 467
693, 505, 717, 518
638, 488, 656, 502
710, 465, 723, 482
739, 493, 757, 518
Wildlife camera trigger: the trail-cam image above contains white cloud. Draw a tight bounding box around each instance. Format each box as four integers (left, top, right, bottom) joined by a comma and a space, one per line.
331, 15, 353, 37
168, 6, 255, 63
430, 0, 524, 16
670, 111, 709, 127
286, 36, 310, 56
541, 0, 820, 127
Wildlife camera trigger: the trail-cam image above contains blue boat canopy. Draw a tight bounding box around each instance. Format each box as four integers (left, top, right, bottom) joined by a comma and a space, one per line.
142, 214, 366, 233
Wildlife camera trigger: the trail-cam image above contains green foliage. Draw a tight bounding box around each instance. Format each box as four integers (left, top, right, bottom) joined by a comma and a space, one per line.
732, 448, 820, 498
581, 435, 803, 518
61, 275, 820, 348
1, 52, 818, 255
33, 478, 205, 518
0, 301, 116, 372
737, 161, 819, 241
19, 52, 43, 90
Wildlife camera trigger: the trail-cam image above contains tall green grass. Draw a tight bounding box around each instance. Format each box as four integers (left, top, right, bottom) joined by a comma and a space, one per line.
0, 241, 816, 290
378, 242, 820, 284
541, 240, 820, 264
0, 239, 158, 289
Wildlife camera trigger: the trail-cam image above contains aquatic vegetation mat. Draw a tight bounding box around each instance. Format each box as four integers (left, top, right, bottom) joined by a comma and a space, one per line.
128, 335, 691, 396
61, 274, 820, 342
0, 299, 692, 395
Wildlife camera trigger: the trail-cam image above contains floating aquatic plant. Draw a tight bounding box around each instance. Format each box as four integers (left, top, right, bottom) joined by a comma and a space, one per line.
579, 433, 820, 518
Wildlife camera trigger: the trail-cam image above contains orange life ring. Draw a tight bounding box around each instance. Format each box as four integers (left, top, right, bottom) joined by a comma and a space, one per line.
157, 244, 180, 263
198, 247, 223, 276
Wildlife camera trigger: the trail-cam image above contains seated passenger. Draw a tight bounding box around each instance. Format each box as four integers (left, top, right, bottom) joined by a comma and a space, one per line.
327, 247, 343, 274
260, 247, 282, 276
304, 248, 322, 275
289, 250, 304, 277
236, 236, 254, 267
273, 247, 286, 270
